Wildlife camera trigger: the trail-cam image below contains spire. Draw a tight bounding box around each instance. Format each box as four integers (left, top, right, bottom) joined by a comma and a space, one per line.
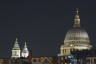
12, 38, 21, 58
13, 38, 20, 49
73, 8, 80, 27
21, 42, 29, 58
23, 42, 28, 51
76, 8, 79, 15
24, 42, 27, 48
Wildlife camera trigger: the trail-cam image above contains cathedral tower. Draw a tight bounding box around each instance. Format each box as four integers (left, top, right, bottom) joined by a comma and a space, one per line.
11, 38, 21, 58
21, 42, 29, 58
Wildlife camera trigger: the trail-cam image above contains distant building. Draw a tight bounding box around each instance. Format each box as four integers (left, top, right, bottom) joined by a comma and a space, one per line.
11, 38, 30, 64
58, 9, 94, 64
21, 42, 29, 58
11, 38, 21, 58
32, 57, 54, 64
58, 9, 92, 57
71, 49, 96, 64
11, 38, 29, 59
10, 38, 54, 64
0, 59, 9, 64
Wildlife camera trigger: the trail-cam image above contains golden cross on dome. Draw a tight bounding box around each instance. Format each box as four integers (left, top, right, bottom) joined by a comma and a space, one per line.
76, 8, 79, 14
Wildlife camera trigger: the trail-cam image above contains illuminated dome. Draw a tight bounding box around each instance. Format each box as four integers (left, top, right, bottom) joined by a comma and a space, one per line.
64, 28, 90, 45
58, 9, 92, 57
58, 9, 92, 56
64, 9, 90, 47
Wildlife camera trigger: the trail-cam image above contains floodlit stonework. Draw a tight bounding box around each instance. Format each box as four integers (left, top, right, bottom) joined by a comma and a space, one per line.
58, 9, 92, 56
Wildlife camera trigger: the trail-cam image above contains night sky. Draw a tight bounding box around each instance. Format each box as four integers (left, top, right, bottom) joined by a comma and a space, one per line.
0, 0, 96, 58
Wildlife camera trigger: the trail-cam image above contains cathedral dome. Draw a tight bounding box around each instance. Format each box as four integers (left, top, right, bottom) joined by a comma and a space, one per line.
64, 9, 90, 45
58, 9, 92, 56
64, 28, 90, 45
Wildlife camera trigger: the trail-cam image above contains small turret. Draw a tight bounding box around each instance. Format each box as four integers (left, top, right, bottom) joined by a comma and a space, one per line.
73, 8, 80, 28
21, 42, 29, 58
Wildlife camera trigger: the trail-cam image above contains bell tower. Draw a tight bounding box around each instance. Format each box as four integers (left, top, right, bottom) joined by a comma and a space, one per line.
11, 38, 21, 58
21, 42, 29, 58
